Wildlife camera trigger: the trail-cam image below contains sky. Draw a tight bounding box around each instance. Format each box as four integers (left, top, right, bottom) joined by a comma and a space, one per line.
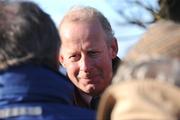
30, 0, 158, 58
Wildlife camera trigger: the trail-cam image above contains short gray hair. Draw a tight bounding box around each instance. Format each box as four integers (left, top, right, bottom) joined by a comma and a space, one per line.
60, 5, 114, 43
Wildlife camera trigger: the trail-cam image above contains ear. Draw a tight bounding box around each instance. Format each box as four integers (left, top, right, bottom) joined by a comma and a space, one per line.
59, 55, 65, 67
110, 38, 118, 59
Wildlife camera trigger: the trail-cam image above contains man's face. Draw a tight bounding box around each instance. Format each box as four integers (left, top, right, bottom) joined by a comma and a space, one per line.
59, 19, 118, 96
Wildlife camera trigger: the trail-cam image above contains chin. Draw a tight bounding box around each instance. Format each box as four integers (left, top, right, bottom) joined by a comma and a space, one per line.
83, 86, 95, 95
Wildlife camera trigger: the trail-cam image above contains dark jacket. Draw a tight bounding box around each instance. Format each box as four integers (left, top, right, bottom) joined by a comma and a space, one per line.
0, 64, 95, 120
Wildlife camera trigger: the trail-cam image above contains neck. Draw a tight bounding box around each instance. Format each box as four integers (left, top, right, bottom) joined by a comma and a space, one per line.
78, 90, 92, 105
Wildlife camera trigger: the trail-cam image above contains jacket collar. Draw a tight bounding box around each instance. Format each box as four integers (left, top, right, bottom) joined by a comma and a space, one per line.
0, 64, 74, 105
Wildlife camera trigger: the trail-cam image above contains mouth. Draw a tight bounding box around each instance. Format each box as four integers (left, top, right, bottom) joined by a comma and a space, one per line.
78, 76, 99, 84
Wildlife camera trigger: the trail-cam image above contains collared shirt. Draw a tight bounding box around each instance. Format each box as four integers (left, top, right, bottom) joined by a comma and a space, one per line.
74, 88, 100, 110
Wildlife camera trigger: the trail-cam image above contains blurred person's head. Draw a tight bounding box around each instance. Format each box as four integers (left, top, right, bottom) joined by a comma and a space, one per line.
0, 0, 60, 71
97, 80, 180, 120
125, 20, 180, 61
58, 6, 118, 96
98, 57, 180, 120
113, 57, 180, 85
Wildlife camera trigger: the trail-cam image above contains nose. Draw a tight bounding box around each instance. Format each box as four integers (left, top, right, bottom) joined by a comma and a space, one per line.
79, 55, 93, 72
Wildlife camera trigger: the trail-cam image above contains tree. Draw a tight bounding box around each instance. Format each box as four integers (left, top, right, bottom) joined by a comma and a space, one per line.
107, 0, 159, 29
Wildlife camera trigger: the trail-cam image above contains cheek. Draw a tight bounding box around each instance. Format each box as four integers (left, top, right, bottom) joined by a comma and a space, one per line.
66, 64, 79, 78
99, 53, 112, 65
100, 56, 113, 77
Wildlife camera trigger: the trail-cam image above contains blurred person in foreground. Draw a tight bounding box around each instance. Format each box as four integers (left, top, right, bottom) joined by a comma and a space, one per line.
97, 0, 180, 119
0, 1, 95, 119
58, 6, 120, 110
97, 57, 180, 120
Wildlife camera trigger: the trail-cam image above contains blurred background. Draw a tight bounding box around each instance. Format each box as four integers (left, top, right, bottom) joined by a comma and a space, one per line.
30, 0, 159, 58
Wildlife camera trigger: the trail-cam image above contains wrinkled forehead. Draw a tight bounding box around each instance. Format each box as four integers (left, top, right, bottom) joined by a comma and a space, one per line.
59, 21, 108, 55
60, 15, 100, 36
60, 18, 107, 41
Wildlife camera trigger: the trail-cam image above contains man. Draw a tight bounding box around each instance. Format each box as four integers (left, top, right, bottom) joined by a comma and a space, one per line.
58, 6, 120, 109
0, 1, 95, 119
